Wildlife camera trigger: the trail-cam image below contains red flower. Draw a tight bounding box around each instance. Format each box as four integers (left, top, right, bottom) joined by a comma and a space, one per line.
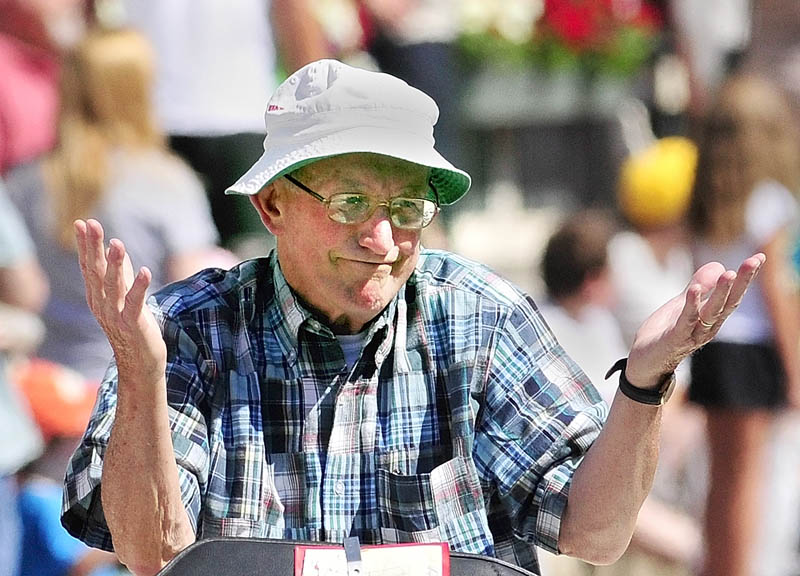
634, 3, 663, 29
541, 0, 662, 50
543, 0, 600, 49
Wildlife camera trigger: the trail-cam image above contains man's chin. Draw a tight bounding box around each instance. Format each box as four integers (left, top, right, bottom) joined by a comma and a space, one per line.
351, 281, 398, 313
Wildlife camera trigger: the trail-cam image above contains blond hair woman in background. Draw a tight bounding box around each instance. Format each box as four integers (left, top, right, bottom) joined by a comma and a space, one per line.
688, 73, 800, 576
5, 27, 235, 382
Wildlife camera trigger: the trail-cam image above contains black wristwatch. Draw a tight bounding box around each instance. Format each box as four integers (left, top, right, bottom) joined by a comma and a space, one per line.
604, 357, 676, 406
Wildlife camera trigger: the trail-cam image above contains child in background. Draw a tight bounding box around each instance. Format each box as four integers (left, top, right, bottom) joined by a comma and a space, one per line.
14, 359, 128, 576
538, 209, 626, 406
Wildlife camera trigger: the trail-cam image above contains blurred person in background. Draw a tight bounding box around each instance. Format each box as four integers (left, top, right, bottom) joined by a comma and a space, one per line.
668, 0, 751, 118
5, 27, 236, 383
120, 0, 329, 257
609, 136, 697, 350
0, 181, 48, 576
603, 135, 706, 576
356, 0, 464, 169
14, 359, 126, 576
741, 0, 800, 133
607, 139, 703, 540
538, 210, 626, 407
688, 73, 800, 576
0, 0, 87, 175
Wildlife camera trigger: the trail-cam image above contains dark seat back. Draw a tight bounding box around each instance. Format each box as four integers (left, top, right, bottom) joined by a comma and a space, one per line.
157, 538, 537, 576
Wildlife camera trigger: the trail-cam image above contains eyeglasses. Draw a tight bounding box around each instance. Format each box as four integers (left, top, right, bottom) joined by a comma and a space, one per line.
284, 174, 440, 230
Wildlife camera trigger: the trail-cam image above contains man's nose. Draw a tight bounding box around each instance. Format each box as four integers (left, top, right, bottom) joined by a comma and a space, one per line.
358, 209, 395, 255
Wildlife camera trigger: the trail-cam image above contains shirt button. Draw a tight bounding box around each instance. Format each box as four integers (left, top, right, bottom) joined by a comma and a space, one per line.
334, 480, 345, 495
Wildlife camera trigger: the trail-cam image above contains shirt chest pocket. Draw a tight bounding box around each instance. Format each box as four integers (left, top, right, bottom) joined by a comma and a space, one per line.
376, 455, 491, 552
201, 444, 286, 539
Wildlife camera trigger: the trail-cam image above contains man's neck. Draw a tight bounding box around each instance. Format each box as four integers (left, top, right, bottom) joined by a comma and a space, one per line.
642, 224, 687, 266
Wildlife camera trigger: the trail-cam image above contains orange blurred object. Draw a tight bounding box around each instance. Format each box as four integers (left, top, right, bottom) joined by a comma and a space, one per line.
13, 358, 98, 441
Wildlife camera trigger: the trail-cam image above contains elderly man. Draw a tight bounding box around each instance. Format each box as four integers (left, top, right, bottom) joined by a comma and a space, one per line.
62, 60, 762, 576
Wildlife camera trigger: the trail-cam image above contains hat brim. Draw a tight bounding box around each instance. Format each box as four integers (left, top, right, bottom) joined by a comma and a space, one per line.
225, 126, 471, 206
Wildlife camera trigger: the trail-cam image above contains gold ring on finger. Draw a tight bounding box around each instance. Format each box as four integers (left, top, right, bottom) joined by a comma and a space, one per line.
698, 318, 714, 329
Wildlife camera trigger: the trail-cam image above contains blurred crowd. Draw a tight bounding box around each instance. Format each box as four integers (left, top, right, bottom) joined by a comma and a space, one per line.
1, 1, 800, 576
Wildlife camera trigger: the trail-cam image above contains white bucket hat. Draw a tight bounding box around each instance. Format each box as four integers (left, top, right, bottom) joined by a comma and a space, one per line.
225, 59, 471, 205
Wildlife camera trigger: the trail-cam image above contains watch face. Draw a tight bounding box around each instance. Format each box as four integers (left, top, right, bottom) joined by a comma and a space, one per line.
660, 373, 677, 405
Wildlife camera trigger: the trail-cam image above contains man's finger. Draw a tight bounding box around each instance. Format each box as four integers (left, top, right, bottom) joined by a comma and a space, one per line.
80, 219, 108, 312
687, 261, 726, 294
104, 239, 128, 312
720, 254, 765, 318
675, 282, 704, 333
74, 220, 88, 272
85, 219, 108, 290
121, 266, 152, 324
696, 270, 736, 328
74, 220, 95, 309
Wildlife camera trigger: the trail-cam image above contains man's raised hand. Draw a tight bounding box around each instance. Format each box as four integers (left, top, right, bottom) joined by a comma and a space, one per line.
625, 254, 765, 391
74, 219, 166, 382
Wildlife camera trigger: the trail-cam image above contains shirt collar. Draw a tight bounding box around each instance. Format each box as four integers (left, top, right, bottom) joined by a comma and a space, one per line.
271, 252, 310, 350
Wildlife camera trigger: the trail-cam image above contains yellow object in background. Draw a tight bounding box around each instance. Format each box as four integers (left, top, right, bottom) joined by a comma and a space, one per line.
618, 137, 699, 229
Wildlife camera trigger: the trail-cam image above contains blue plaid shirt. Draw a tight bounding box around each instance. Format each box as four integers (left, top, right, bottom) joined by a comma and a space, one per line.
62, 250, 606, 574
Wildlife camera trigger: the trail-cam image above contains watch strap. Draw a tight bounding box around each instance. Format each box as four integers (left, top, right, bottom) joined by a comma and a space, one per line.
605, 357, 674, 406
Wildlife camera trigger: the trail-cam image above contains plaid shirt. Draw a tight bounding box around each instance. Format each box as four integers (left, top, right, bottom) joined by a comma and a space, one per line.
62, 250, 606, 574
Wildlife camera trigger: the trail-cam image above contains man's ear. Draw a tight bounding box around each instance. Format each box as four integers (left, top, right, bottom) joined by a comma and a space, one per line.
249, 183, 286, 235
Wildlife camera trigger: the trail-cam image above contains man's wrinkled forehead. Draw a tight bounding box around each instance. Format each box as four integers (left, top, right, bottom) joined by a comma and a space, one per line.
297, 153, 430, 186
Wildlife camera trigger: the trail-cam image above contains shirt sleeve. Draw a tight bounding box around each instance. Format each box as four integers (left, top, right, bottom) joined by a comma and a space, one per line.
473, 295, 607, 554
61, 297, 213, 551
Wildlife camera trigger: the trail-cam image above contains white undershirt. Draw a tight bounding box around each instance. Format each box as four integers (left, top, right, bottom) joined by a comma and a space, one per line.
335, 331, 369, 372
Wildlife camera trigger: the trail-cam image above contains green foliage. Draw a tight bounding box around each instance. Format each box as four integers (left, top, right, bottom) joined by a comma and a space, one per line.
459, 14, 660, 77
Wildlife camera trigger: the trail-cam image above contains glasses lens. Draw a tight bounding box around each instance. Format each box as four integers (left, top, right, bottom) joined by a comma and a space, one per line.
327, 194, 372, 223
390, 198, 437, 229
326, 194, 438, 228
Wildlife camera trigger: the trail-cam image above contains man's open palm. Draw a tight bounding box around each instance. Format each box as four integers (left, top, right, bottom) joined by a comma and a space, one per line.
75, 219, 167, 382
625, 254, 765, 389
